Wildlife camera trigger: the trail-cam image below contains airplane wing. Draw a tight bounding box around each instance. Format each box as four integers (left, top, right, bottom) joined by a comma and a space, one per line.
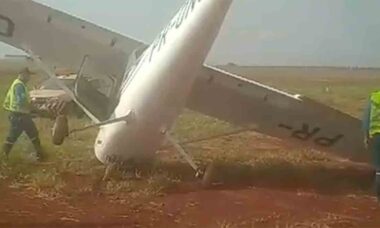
0, 0, 147, 123
186, 66, 368, 163
0, 0, 145, 79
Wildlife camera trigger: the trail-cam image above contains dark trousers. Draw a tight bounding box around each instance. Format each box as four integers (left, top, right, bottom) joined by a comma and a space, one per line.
369, 134, 380, 199
4, 112, 41, 153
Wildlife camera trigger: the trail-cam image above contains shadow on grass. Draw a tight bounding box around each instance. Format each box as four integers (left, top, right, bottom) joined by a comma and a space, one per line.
1, 153, 374, 197
155, 160, 374, 195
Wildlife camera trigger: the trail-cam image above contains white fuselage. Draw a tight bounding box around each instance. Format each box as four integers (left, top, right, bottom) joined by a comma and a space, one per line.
94, 0, 233, 165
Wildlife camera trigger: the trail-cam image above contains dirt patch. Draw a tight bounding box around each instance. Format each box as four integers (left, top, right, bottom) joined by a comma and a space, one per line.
0, 133, 378, 227
1, 181, 380, 227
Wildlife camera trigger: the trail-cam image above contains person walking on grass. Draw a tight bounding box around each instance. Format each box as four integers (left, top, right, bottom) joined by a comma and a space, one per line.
363, 90, 380, 202
2, 68, 44, 161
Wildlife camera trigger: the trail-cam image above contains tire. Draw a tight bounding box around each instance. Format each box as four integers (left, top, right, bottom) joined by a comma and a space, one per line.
201, 162, 217, 188
52, 115, 69, 145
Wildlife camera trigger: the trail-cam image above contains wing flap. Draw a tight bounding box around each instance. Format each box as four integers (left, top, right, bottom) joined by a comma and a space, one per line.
187, 66, 367, 162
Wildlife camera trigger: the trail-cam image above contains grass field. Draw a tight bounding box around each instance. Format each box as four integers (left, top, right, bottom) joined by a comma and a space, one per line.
0, 66, 379, 202
219, 65, 380, 116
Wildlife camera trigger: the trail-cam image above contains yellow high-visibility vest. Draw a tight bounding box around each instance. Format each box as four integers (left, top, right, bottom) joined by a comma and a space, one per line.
370, 91, 380, 137
3, 78, 30, 113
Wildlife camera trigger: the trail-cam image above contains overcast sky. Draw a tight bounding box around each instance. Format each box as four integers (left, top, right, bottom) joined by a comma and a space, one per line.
1, 0, 379, 67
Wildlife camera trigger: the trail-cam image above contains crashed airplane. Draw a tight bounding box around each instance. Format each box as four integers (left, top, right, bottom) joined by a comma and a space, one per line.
0, 0, 368, 178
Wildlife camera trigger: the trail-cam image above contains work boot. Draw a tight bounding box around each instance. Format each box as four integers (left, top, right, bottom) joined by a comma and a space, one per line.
32, 139, 45, 162
2, 143, 13, 160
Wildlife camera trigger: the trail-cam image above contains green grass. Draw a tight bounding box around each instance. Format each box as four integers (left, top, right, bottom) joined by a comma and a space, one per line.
0, 67, 379, 199
220, 65, 379, 116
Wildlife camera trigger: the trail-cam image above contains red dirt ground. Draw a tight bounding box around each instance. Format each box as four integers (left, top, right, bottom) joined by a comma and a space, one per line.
1, 134, 379, 227
1, 183, 380, 227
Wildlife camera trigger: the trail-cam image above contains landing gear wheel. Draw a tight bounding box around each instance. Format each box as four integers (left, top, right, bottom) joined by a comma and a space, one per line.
52, 115, 69, 145
102, 163, 116, 181
201, 163, 217, 189
195, 169, 204, 179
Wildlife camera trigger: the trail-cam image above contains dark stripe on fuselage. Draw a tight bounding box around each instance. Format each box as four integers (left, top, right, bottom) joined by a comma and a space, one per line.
119, 0, 202, 95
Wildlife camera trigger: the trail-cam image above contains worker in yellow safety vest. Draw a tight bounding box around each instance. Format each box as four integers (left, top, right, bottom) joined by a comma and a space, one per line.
363, 90, 380, 202
2, 68, 44, 161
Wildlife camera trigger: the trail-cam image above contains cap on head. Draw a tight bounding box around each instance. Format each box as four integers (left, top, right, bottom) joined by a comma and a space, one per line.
18, 68, 31, 82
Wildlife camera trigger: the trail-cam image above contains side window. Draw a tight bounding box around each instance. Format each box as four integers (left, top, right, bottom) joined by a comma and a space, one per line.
0, 15, 14, 37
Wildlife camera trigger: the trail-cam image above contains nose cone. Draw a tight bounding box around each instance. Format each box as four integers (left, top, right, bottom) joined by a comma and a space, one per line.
94, 122, 159, 165
94, 117, 164, 166
94, 122, 127, 164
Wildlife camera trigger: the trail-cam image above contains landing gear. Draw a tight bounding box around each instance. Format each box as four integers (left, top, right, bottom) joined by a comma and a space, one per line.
166, 134, 203, 176
51, 110, 134, 146
52, 114, 69, 145
201, 162, 217, 188
166, 134, 216, 188
102, 163, 116, 181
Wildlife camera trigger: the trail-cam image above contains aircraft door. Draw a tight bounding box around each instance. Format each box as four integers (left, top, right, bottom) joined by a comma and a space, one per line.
74, 55, 121, 121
